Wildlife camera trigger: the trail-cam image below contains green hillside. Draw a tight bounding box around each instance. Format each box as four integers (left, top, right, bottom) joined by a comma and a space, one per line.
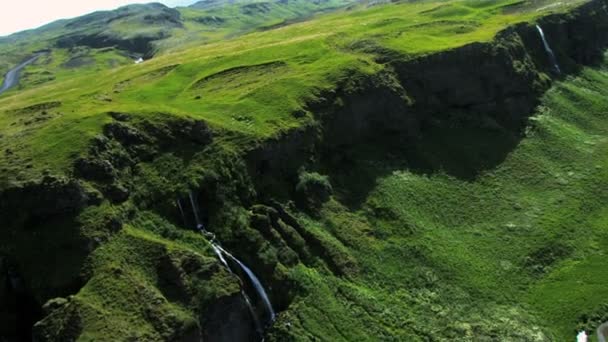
0, 0, 359, 92
1, 0, 607, 341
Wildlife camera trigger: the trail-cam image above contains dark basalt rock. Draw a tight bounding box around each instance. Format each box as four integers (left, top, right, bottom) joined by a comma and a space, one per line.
164, 119, 213, 146
41, 297, 68, 315
108, 111, 131, 122
138, 118, 214, 148
0, 176, 90, 225
294, 172, 333, 212
104, 182, 130, 203
241, 2, 272, 15
186, 120, 214, 145
32, 299, 83, 342
201, 294, 257, 342
74, 157, 117, 181
194, 16, 226, 25
103, 122, 150, 146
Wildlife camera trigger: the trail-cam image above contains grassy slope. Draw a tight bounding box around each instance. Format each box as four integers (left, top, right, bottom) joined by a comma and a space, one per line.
168, 0, 358, 52
0, 0, 359, 93
281, 54, 608, 341
0, 0, 584, 187
1, 0, 606, 340
34, 207, 242, 340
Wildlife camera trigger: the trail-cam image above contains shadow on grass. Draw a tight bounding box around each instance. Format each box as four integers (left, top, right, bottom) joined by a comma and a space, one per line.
320, 122, 522, 210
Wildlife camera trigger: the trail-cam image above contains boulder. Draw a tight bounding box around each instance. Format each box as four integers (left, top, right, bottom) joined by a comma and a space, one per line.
74, 157, 116, 181
103, 122, 149, 146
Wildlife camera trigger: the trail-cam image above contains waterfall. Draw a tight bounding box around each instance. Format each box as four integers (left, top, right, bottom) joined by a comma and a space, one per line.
188, 191, 203, 229
176, 199, 187, 227
211, 244, 229, 269
241, 289, 264, 337
217, 245, 277, 323
536, 25, 561, 74
211, 244, 264, 336
577, 331, 588, 342
182, 193, 275, 338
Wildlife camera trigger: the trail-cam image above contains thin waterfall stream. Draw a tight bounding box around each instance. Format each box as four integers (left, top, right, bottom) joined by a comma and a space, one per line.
215, 245, 276, 322
180, 192, 276, 339
536, 25, 562, 74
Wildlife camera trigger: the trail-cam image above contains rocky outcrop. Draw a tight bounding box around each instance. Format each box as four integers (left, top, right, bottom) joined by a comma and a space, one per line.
393, 35, 547, 132
75, 114, 213, 203
533, 0, 608, 67
391, 0, 608, 133
245, 125, 318, 198
0, 176, 91, 226
56, 3, 183, 57
56, 32, 168, 57
201, 294, 258, 342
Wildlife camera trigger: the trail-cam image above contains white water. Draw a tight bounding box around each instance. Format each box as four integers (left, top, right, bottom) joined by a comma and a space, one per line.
536, 25, 562, 74
210, 244, 264, 336
188, 191, 203, 230
185, 192, 275, 337
217, 245, 276, 323
577, 331, 588, 342
211, 244, 230, 269
176, 199, 187, 227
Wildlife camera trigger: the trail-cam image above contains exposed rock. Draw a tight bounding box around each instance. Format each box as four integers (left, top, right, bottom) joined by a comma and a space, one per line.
74, 157, 117, 181
201, 294, 257, 342
108, 111, 131, 122
9, 102, 61, 115
32, 300, 83, 342
0, 176, 90, 225
103, 122, 150, 146
104, 182, 130, 203
193, 16, 225, 25
246, 125, 317, 198
188, 120, 213, 144
294, 171, 333, 212
269, 201, 359, 277
42, 297, 68, 315
55, 26, 172, 57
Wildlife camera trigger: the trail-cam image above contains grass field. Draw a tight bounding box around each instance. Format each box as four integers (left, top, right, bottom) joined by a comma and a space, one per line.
1, 0, 607, 340
0, 0, 586, 186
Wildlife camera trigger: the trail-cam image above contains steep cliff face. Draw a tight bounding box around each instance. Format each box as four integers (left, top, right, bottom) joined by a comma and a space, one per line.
309, 0, 608, 178
1, 1, 608, 341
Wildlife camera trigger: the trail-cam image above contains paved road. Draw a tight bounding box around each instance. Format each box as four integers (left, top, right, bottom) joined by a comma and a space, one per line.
0, 54, 42, 95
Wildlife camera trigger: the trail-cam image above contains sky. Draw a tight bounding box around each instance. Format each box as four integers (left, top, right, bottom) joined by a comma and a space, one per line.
0, 0, 197, 36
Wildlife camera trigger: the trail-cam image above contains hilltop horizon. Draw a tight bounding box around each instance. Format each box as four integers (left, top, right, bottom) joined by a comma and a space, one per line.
0, 0, 197, 37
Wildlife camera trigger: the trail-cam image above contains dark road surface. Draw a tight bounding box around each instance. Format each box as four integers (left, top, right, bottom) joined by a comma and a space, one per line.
0, 54, 42, 95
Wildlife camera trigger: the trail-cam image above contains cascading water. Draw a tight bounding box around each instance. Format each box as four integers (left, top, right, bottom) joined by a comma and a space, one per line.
536, 25, 561, 74
188, 191, 203, 229
216, 245, 276, 322
209, 242, 264, 336
176, 199, 187, 227
179, 194, 276, 339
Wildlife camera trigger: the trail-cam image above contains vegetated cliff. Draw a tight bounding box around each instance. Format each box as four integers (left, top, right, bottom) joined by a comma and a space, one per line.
1, 0, 607, 341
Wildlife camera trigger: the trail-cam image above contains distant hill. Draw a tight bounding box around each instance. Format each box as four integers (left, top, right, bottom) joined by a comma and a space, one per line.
0, 0, 359, 92
189, 0, 240, 10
